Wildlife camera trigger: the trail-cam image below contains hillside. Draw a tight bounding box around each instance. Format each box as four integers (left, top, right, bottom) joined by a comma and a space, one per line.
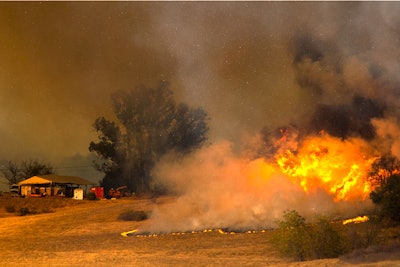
0, 196, 399, 266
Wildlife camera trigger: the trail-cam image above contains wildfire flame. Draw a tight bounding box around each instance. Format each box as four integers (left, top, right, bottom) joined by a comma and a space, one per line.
342, 215, 369, 225
248, 133, 377, 201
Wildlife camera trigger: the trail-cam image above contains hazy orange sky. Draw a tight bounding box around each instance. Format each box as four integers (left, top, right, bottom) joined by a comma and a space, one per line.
1, 2, 400, 184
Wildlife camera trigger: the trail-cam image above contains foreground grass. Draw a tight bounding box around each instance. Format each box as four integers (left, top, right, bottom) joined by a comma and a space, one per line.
0, 195, 85, 216
0, 196, 399, 266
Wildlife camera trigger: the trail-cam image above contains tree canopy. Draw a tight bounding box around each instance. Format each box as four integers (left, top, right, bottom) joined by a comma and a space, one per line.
89, 81, 209, 194
1, 159, 54, 185
368, 155, 400, 223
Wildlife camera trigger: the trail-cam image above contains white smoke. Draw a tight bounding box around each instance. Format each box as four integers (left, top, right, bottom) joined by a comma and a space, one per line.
149, 140, 373, 233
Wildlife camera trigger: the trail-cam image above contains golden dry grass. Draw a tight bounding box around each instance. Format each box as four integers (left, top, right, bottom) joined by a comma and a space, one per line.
0, 196, 399, 266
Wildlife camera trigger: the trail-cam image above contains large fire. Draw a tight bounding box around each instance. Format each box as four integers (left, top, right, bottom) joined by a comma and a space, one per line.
246, 133, 377, 201
146, 131, 384, 234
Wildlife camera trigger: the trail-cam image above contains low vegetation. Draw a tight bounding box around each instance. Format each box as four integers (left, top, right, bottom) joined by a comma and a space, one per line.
270, 210, 396, 261
271, 210, 344, 261
0, 195, 85, 217
117, 209, 148, 221
85, 192, 98, 200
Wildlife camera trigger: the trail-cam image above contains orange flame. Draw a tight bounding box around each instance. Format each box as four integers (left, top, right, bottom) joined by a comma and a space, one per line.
342, 215, 369, 225
276, 134, 375, 200
247, 133, 377, 201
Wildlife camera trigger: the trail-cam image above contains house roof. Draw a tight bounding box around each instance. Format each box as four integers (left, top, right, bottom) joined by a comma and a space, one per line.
18, 175, 94, 186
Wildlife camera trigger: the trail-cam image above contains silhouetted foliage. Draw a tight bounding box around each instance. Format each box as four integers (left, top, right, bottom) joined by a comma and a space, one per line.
89, 81, 209, 194
368, 155, 400, 188
1, 161, 20, 185
85, 192, 97, 201
368, 156, 400, 223
370, 174, 400, 223
1, 159, 54, 185
21, 159, 54, 179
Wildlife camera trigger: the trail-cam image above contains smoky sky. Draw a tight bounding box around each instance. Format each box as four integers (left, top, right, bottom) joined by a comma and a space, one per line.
1, 2, 400, 177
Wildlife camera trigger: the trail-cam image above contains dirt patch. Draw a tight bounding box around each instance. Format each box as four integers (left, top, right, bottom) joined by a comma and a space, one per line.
0, 196, 399, 266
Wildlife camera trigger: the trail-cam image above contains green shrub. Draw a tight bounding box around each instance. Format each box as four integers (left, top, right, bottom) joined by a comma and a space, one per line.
271, 210, 312, 261
271, 210, 346, 261
117, 210, 148, 221
309, 216, 345, 258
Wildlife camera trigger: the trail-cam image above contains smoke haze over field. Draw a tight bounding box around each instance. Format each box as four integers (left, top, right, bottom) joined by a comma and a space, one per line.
1, 1, 400, 223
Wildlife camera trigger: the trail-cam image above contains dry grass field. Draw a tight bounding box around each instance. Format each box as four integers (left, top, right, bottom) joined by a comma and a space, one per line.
0, 196, 400, 267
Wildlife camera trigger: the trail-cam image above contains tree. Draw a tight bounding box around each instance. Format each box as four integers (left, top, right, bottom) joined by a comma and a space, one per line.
1, 161, 21, 185
370, 174, 400, 222
368, 155, 400, 189
1, 159, 54, 185
21, 159, 54, 179
89, 81, 209, 194
369, 155, 400, 223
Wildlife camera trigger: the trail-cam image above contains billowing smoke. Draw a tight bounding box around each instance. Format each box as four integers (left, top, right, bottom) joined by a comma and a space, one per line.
145, 3, 400, 233
151, 143, 318, 233
292, 34, 387, 141
150, 138, 374, 233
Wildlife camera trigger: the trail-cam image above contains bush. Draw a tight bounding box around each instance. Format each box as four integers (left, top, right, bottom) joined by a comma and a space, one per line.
309, 216, 345, 258
344, 214, 381, 251
40, 207, 54, 214
19, 207, 37, 216
117, 210, 148, 221
5, 205, 15, 213
271, 210, 312, 261
85, 192, 97, 201
271, 210, 345, 261
370, 174, 400, 223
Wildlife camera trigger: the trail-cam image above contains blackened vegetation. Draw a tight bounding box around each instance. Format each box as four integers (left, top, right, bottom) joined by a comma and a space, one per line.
89, 81, 209, 195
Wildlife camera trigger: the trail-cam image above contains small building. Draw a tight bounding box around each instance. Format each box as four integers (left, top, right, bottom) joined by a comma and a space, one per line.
18, 174, 95, 198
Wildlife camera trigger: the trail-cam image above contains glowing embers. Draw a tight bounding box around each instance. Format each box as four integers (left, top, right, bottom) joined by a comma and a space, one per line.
274, 134, 375, 201
121, 228, 269, 237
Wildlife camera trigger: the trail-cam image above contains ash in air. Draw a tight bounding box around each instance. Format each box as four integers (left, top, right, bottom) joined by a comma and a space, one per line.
146, 3, 400, 233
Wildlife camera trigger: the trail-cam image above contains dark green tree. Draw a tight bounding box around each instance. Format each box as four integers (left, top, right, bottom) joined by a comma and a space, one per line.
89, 81, 209, 194
369, 156, 400, 222
370, 174, 400, 222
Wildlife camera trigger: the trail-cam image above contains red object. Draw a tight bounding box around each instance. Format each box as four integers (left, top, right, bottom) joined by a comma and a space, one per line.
90, 187, 104, 199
